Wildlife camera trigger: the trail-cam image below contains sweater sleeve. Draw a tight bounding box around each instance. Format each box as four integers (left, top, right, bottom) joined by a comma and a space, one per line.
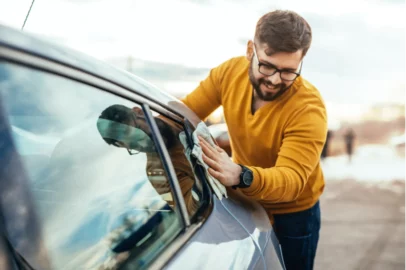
241, 102, 328, 203
180, 59, 232, 120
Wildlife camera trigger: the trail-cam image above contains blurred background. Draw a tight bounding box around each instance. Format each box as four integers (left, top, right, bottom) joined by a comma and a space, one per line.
0, 0, 404, 269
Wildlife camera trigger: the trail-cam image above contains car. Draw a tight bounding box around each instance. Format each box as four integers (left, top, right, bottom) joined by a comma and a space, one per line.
0, 24, 285, 270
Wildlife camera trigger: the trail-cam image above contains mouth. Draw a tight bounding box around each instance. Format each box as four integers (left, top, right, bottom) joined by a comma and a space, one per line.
261, 81, 279, 92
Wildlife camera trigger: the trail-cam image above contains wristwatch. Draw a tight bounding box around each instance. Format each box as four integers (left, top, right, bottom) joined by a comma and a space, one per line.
232, 165, 254, 189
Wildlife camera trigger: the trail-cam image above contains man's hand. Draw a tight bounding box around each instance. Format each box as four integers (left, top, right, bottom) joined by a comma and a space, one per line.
198, 136, 241, 187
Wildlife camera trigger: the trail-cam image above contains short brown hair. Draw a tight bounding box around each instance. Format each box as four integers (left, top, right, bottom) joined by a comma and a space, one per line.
255, 10, 312, 57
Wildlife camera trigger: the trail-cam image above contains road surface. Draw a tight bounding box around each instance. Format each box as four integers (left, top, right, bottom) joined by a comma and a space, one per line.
315, 179, 405, 270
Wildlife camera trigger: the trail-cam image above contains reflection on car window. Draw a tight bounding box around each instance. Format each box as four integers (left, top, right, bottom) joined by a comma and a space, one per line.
149, 110, 204, 218
96, 104, 204, 219
0, 63, 183, 270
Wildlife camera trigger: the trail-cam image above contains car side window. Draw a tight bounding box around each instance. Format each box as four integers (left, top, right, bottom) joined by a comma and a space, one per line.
0, 62, 183, 270
147, 111, 204, 219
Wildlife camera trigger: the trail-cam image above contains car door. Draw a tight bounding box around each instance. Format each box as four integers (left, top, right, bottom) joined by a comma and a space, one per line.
165, 193, 285, 270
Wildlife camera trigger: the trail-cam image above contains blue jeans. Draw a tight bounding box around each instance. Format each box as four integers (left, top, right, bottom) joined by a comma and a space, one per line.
273, 201, 321, 270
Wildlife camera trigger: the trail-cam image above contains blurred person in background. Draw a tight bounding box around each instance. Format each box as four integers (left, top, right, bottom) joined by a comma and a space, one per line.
182, 10, 327, 270
344, 127, 356, 163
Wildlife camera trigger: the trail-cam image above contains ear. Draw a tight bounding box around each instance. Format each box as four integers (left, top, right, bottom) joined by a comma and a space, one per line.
246, 40, 254, 61
132, 107, 143, 114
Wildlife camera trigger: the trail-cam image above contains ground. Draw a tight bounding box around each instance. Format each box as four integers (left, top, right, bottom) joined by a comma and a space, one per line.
315, 179, 405, 270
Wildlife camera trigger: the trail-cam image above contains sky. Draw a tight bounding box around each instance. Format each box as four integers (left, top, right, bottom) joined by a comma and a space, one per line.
0, 0, 405, 124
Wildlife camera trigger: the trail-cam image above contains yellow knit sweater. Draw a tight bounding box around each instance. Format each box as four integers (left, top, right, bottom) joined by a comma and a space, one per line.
182, 56, 327, 215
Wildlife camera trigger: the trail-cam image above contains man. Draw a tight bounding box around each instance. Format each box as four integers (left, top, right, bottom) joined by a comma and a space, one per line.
181, 10, 327, 270
343, 127, 356, 163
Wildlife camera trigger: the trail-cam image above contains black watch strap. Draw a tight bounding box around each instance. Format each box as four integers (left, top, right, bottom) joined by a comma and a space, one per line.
232, 165, 253, 189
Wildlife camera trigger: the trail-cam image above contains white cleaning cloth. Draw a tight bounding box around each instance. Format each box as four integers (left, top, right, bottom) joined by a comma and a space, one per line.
179, 122, 227, 200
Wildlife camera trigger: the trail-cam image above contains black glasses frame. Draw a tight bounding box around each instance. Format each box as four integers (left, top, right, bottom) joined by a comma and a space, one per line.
253, 43, 303, 81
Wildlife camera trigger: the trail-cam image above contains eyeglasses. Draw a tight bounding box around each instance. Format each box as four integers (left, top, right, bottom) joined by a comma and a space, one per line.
252, 43, 302, 81
112, 141, 140, 155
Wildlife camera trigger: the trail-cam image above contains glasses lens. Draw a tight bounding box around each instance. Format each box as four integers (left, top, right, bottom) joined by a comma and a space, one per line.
259, 65, 277, 76
127, 148, 139, 155
280, 72, 298, 81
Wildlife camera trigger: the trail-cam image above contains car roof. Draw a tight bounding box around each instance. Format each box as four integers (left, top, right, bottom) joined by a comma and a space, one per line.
0, 24, 179, 109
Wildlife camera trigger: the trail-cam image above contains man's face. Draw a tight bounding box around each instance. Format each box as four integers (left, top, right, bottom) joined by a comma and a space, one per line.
247, 41, 303, 101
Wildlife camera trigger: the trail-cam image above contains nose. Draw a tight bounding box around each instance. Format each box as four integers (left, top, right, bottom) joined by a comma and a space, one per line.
267, 71, 282, 85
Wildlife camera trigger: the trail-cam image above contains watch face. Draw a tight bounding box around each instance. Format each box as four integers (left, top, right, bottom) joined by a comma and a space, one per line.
242, 170, 253, 186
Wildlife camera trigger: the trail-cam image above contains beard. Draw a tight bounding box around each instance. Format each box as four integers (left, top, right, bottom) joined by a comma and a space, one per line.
248, 57, 292, 101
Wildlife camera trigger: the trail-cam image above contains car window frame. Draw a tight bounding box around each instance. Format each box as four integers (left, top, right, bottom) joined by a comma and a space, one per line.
141, 103, 190, 226
182, 118, 213, 221
0, 44, 213, 269
0, 214, 23, 270
145, 107, 214, 223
